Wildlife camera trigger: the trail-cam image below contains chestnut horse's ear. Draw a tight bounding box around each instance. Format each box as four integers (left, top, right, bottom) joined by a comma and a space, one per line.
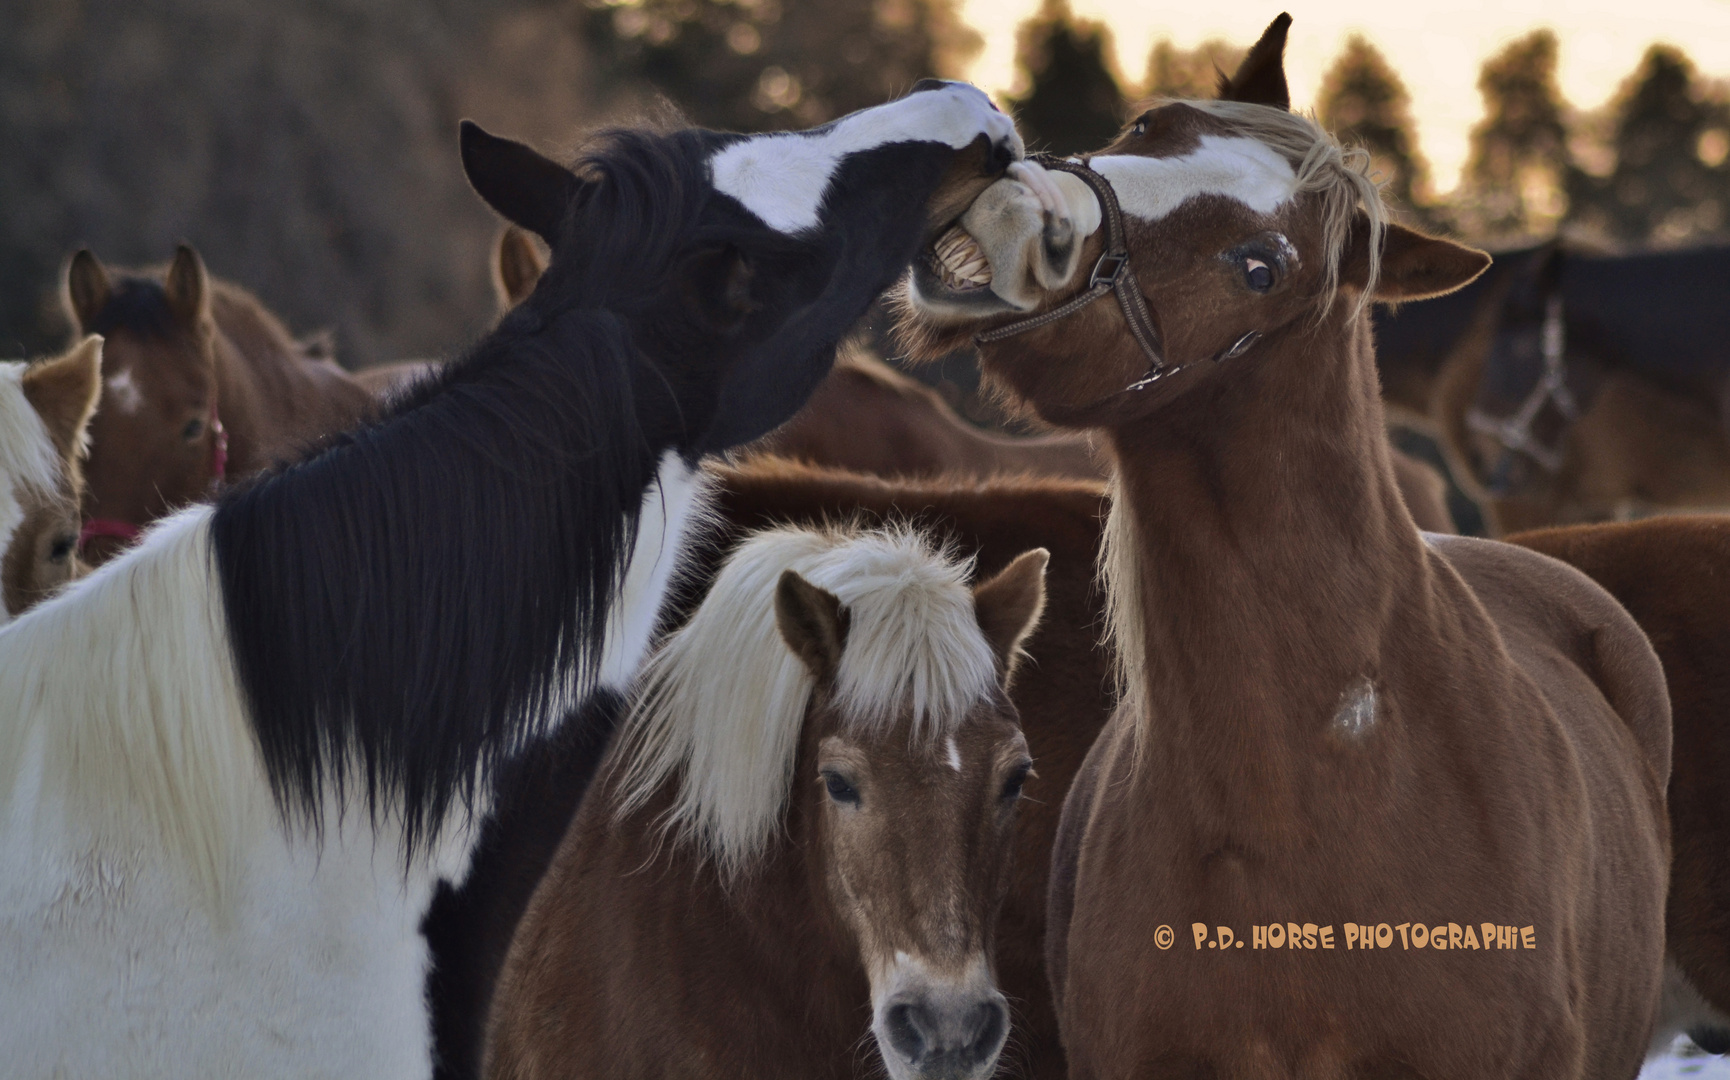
494, 226, 547, 311
163, 244, 210, 328
460, 121, 585, 246
65, 249, 112, 334
1217, 13, 1292, 109
972, 547, 1049, 682
1341, 213, 1492, 302
775, 570, 851, 683
22, 335, 103, 463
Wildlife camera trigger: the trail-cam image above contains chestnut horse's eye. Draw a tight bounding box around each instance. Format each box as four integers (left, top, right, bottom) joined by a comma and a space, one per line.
1245, 258, 1274, 292
821, 770, 860, 806
1131, 119, 1148, 137
1001, 761, 1033, 802
182, 418, 205, 442
48, 534, 76, 563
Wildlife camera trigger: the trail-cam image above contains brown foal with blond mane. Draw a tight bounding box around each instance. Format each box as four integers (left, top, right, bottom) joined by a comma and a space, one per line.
898, 16, 1671, 1078
485, 523, 1048, 1080
64, 245, 379, 561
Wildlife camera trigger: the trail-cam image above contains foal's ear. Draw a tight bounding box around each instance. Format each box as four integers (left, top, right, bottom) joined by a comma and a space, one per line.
775, 570, 851, 683
973, 548, 1049, 682
460, 121, 585, 246
1341, 215, 1491, 302
22, 335, 103, 464
65, 249, 112, 333
494, 226, 547, 312
681, 245, 757, 334
163, 245, 210, 328
1217, 13, 1292, 110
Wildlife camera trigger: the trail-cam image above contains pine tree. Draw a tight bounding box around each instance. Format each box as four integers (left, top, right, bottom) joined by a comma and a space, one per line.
1141, 38, 1242, 101
1454, 31, 1572, 239
1317, 35, 1433, 222
1003, 0, 1125, 156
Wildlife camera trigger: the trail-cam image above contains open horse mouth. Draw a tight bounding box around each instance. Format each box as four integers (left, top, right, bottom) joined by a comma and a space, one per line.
926, 226, 994, 292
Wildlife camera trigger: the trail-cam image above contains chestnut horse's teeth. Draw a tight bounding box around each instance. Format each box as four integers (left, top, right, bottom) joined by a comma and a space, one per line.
932, 225, 992, 289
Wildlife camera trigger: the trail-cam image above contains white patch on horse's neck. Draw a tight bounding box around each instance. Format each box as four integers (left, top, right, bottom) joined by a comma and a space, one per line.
105, 368, 143, 414
708, 82, 1019, 235
1331, 677, 1378, 740
598, 451, 712, 693
945, 735, 961, 773
1088, 136, 1299, 222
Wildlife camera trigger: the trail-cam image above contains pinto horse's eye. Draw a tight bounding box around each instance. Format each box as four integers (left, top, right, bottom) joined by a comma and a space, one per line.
1131, 119, 1148, 137
48, 534, 76, 563
821, 770, 860, 806
1245, 258, 1274, 293
1001, 761, 1034, 803
182, 418, 205, 442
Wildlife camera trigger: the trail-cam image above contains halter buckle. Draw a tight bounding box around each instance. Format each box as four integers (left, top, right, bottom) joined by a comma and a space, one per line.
1090, 251, 1130, 289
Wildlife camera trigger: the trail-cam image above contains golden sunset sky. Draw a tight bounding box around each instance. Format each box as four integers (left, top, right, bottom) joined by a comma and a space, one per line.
959, 0, 1730, 193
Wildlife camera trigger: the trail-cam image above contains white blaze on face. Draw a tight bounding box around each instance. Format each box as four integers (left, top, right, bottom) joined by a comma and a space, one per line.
945, 735, 962, 773
708, 82, 1021, 236
105, 368, 143, 414
1332, 676, 1378, 739
1089, 135, 1299, 223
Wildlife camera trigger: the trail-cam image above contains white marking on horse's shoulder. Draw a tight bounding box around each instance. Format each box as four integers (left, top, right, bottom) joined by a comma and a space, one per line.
945, 735, 961, 773
1331, 677, 1378, 740
106, 368, 143, 414
708, 82, 1019, 235
1090, 136, 1298, 222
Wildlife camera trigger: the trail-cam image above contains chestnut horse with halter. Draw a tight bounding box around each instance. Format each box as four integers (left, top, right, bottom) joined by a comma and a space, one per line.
898, 16, 1670, 1078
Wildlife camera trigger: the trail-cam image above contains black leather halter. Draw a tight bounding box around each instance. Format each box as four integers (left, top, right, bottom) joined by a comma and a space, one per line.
970, 154, 1259, 400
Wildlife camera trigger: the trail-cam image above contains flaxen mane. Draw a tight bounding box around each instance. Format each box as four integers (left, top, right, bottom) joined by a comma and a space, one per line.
612, 524, 998, 880
0, 365, 62, 504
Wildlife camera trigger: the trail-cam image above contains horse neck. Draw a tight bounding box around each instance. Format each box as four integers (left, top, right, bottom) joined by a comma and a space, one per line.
1101, 308, 1429, 824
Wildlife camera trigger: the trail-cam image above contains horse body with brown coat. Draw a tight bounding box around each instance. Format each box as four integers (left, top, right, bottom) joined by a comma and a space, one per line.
897, 17, 1670, 1077
64, 245, 379, 560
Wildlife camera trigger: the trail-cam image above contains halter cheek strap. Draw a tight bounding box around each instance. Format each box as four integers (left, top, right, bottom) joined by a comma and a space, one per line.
78, 401, 228, 553
970, 154, 1261, 406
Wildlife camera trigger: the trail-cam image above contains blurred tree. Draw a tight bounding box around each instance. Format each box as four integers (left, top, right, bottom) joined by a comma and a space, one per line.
576, 0, 980, 133
1453, 30, 1572, 239
1003, 0, 1125, 155
1317, 34, 1434, 223
1141, 38, 1242, 101
1565, 46, 1730, 244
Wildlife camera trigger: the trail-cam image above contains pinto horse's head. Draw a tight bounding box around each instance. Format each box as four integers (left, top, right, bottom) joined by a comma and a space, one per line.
895, 15, 1489, 429
460, 83, 1021, 455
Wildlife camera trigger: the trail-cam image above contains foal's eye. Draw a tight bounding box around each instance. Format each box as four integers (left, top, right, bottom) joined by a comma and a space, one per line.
1131, 119, 1148, 137
48, 534, 76, 563
182, 418, 205, 441
1000, 762, 1033, 803
821, 770, 860, 806
1244, 258, 1274, 292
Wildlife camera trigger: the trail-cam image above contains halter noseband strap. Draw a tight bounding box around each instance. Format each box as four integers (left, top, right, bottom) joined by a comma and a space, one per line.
970, 155, 1259, 400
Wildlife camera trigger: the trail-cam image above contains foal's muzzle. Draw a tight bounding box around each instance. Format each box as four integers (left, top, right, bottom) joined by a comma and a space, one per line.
878, 988, 1010, 1080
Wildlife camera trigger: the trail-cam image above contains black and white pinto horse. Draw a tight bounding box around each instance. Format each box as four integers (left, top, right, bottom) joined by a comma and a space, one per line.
0, 83, 1020, 1078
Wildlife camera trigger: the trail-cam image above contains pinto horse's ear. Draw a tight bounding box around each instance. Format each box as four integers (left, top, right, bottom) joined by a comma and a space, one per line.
22, 335, 103, 464
494, 226, 547, 311
681, 245, 757, 334
973, 548, 1049, 682
1217, 13, 1292, 109
775, 570, 851, 683
163, 245, 210, 329
65, 249, 112, 334
1342, 214, 1492, 302
460, 121, 584, 245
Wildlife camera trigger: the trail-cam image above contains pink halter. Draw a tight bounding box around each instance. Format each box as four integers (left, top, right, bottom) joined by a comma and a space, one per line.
78, 401, 227, 553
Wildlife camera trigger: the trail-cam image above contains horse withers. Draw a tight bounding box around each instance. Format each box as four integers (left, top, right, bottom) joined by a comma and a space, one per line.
1, 83, 1021, 1080
0, 337, 101, 621
896, 17, 1670, 1077
485, 524, 1047, 1080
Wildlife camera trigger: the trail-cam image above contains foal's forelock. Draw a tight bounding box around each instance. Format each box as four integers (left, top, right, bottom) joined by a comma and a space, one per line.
0, 367, 66, 620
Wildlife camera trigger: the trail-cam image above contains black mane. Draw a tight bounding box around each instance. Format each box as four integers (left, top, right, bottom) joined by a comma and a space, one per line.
211, 130, 723, 857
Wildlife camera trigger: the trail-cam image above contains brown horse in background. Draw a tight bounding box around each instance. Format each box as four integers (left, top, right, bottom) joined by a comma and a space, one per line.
64, 245, 381, 561
0, 336, 102, 621
486, 522, 1048, 1080
898, 17, 1670, 1076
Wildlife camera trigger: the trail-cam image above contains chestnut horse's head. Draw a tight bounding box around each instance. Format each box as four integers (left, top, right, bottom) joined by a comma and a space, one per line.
897, 14, 1489, 430
613, 525, 1047, 1080
0, 336, 101, 622
64, 246, 227, 562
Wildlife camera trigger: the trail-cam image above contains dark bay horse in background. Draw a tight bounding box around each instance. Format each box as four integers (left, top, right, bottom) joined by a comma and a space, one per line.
898, 17, 1671, 1077
0, 336, 101, 622
1, 84, 1023, 1079
64, 245, 380, 560
486, 523, 1048, 1080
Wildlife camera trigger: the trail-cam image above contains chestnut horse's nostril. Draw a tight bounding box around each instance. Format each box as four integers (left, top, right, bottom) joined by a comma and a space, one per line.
883, 995, 1010, 1072
959, 998, 1009, 1066
885, 1001, 932, 1063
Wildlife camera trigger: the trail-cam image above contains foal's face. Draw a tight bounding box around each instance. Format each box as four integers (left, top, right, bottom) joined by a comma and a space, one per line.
808, 702, 1029, 1080
460, 82, 1021, 455
66, 248, 223, 563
